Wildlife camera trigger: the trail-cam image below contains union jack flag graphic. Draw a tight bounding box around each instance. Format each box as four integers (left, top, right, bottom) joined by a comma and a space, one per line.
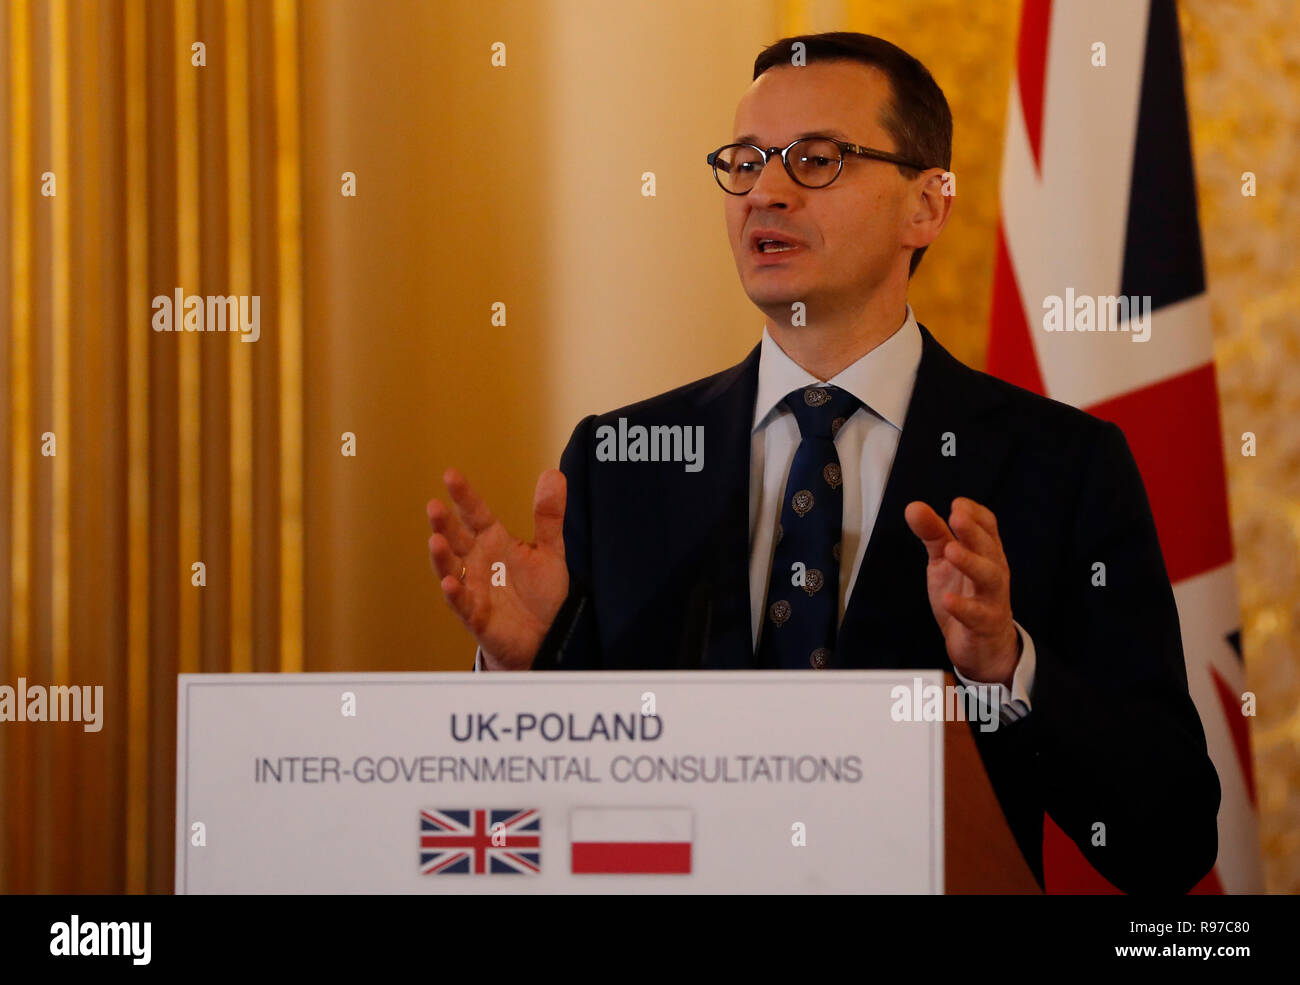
419, 809, 541, 875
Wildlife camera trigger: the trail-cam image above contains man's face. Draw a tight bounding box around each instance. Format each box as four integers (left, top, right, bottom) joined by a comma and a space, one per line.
724, 61, 916, 317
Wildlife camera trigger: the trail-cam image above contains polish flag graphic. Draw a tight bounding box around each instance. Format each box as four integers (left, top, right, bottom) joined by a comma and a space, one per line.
570, 808, 693, 874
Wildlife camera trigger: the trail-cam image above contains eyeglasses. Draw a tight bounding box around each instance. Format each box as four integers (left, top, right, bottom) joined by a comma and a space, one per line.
705, 137, 930, 194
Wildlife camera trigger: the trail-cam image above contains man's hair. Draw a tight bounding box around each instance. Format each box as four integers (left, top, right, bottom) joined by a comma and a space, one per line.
753, 32, 953, 279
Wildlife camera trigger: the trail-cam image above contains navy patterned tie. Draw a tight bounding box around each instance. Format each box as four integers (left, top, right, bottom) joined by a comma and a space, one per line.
756, 385, 861, 670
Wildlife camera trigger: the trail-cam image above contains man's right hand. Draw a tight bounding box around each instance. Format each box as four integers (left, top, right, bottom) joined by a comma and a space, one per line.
427, 467, 569, 671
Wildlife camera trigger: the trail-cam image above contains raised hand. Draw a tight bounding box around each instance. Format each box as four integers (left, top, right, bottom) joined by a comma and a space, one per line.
427, 467, 569, 670
904, 496, 1021, 687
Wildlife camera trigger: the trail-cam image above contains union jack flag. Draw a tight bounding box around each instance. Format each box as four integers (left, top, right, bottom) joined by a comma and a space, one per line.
990, 0, 1261, 892
419, 809, 541, 875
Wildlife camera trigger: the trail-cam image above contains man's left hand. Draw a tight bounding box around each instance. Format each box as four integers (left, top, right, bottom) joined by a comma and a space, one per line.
904, 496, 1021, 689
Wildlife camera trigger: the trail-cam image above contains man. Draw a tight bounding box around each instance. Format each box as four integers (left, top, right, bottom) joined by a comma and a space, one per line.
426, 32, 1219, 893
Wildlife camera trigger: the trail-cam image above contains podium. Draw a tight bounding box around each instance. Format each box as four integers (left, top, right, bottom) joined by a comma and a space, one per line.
943, 679, 1041, 893
176, 670, 1041, 893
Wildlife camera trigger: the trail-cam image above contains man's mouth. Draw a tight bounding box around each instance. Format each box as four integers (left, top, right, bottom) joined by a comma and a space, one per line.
756, 239, 799, 254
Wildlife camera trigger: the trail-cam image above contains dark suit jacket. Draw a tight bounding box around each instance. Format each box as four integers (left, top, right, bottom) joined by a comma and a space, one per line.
532, 322, 1221, 893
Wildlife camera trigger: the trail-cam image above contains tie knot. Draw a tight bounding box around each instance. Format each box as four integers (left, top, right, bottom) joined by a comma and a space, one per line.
783, 385, 861, 440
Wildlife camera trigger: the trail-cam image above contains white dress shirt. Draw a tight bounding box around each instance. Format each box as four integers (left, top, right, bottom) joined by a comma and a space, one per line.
478, 304, 1035, 719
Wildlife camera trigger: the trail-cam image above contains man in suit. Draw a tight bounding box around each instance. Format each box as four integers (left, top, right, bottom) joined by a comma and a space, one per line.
426, 32, 1219, 893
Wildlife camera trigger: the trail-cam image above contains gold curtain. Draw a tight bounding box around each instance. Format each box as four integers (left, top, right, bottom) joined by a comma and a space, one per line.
1, 0, 303, 893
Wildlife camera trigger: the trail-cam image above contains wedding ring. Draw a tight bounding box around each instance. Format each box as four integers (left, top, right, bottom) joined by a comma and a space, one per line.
457, 565, 467, 583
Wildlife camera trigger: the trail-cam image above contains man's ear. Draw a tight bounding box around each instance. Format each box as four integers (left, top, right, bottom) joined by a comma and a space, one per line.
901, 168, 954, 251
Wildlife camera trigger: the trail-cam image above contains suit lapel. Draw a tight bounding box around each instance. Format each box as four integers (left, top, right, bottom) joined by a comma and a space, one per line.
688, 343, 761, 669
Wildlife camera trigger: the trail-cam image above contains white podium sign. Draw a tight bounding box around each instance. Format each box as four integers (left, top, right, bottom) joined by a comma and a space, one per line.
175, 671, 944, 893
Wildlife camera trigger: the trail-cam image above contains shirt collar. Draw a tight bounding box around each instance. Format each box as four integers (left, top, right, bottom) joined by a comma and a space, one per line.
752, 303, 923, 433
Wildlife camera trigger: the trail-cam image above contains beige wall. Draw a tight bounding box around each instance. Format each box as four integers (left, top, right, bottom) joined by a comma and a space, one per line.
296, 0, 1019, 676
300, 0, 788, 674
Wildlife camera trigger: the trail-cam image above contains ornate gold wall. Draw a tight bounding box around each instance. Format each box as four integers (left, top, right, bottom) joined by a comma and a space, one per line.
1, 0, 1295, 893
1180, 0, 1300, 894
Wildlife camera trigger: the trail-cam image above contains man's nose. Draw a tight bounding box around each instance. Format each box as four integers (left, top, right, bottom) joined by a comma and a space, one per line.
746, 157, 801, 209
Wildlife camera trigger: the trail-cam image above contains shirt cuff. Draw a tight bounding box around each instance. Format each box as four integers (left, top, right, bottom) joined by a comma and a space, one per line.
1008, 621, 1036, 714
951, 620, 1036, 723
